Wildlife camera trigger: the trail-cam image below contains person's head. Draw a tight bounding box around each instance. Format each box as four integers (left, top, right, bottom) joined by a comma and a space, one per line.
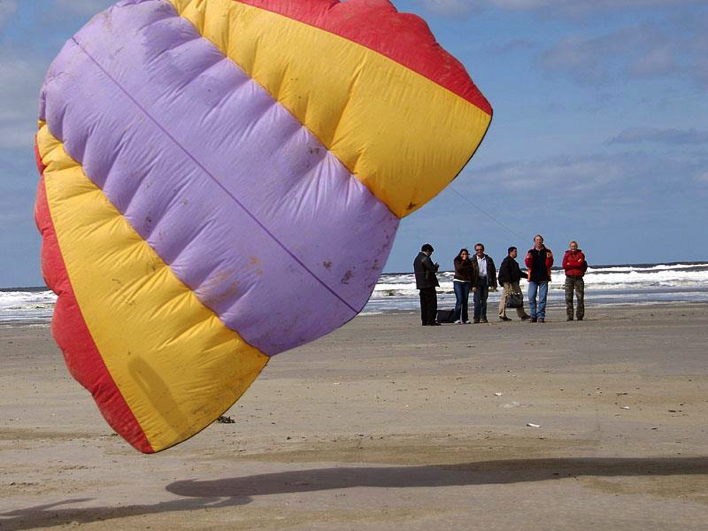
508, 246, 517, 258
421, 243, 434, 255
569, 240, 578, 251
533, 234, 544, 249
456, 248, 470, 261
474, 243, 485, 257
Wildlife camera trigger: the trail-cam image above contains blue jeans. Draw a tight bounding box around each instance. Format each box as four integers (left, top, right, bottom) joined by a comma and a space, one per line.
528, 281, 549, 319
453, 281, 470, 322
473, 279, 489, 320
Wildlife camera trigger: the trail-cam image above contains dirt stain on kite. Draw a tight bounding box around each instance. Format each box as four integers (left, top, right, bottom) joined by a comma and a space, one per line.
200, 269, 239, 306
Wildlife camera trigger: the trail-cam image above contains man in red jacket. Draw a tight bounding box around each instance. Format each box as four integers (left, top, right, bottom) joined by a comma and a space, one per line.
562, 240, 587, 321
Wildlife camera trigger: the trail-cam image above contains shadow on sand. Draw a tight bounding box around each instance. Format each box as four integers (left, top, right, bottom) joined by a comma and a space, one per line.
3, 457, 707, 530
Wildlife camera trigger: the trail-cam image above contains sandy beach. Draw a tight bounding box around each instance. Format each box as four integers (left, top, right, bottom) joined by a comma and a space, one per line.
1, 303, 707, 530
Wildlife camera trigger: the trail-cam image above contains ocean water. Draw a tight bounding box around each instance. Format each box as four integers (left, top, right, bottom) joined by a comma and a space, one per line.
364, 262, 708, 314
1, 262, 707, 324
0, 287, 57, 324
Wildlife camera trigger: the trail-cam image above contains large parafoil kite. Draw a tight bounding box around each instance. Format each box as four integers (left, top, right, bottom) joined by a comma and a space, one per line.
35, 0, 492, 452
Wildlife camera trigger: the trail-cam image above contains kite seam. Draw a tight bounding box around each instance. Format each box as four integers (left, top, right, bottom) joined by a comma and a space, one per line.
39, 132, 270, 451
69, 36, 359, 316
170, 0, 491, 219
231, 0, 492, 116
169, 0, 401, 219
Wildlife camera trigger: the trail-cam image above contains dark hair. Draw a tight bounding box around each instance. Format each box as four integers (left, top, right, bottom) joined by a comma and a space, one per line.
508, 246, 517, 254
474, 243, 484, 252
455, 248, 470, 261
421, 243, 434, 253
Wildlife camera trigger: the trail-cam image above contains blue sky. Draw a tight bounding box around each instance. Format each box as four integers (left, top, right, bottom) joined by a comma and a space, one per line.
0, 0, 706, 287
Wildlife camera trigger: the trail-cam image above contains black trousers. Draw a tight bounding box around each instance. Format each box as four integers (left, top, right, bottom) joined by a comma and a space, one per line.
419, 287, 438, 325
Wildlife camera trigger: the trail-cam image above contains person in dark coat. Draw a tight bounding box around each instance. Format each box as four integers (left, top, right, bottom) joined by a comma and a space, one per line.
525, 234, 554, 323
470, 243, 497, 323
413, 243, 440, 326
497, 246, 530, 321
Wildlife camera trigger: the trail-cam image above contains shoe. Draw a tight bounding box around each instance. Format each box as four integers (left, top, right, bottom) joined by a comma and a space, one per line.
538, 318, 545, 323
480, 318, 489, 323
577, 317, 584, 321
499, 316, 512, 322
521, 315, 530, 321
529, 317, 537, 323
453, 320, 462, 324
472, 319, 480, 324
463, 320, 471, 324
431, 322, 442, 326
566, 317, 574, 321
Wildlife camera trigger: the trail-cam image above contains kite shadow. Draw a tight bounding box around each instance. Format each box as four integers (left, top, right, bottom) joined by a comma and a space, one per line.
3, 457, 706, 529
0, 494, 249, 531
166, 456, 708, 499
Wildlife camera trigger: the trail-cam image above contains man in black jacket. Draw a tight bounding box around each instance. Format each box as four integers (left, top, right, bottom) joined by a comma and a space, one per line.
413, 243, 440, 326
497, 246, 530, 321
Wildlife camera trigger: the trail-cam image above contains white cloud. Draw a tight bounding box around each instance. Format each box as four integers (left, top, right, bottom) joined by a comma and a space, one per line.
540, 34, 609, 83
417, 0, 705, 17
630, 45, 677, 77
0, 0, 17, 26
467, 154, 626, 196
687, 15, 708, 87
419, 0, 482, 17
608, 127, 708, 145
486, 38, 538, 55
436, 155, 705, 266
0, 52, 50, 150
538, 21, 706, 87
460, 151, 708, 208
0, 123, 36, 151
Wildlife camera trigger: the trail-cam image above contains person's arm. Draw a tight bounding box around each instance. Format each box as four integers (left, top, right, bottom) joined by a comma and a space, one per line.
470, 260, 479, 290
422, 255, 439, 273
568, 252, 583, 269
524, 252, 533, 281
488, 257, 497, 289
562, 252, 569, 270
508, 260, 519, 283
498, 258, 508, 285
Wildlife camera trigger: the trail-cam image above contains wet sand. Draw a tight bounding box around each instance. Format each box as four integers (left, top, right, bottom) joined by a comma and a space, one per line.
2, 304, 708, 530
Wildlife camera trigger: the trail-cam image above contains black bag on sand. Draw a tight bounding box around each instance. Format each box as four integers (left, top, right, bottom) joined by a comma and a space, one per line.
436, 309, 455, 323
506, 293, 523, 309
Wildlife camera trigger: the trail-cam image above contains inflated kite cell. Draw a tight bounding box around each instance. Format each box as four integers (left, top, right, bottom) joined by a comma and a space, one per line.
35, 0, 492, 453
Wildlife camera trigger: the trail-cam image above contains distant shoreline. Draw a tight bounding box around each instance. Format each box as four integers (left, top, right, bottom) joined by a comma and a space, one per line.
4, 260, 707, 291
381, 259, 708, 276
3, 261, 708, 323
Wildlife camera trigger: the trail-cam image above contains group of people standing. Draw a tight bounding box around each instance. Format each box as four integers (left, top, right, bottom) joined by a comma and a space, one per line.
413, 235, 587, 326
